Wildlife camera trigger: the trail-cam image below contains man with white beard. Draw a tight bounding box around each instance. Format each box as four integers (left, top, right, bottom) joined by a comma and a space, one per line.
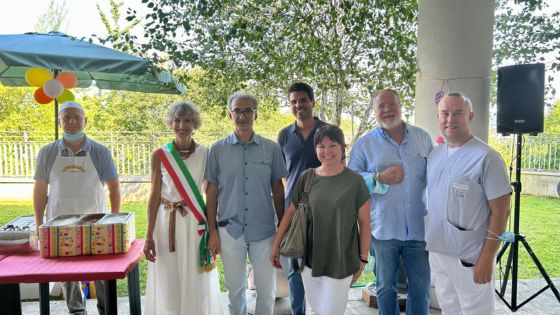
348, 89, 432, 315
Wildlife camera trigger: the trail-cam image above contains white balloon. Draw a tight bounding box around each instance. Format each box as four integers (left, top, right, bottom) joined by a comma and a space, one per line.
43, 79, 64, 98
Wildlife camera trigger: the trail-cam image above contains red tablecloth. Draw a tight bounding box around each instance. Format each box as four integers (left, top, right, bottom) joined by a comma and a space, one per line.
0, 239, 144, 284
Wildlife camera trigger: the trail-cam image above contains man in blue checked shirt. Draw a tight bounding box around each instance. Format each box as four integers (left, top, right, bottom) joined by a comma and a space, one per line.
205, 91, 287, 315
348, 89, 433, 315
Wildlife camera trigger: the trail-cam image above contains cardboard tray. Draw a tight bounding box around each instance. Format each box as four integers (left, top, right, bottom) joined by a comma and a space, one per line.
39, 213, 135, 258
0, 215, 38, 254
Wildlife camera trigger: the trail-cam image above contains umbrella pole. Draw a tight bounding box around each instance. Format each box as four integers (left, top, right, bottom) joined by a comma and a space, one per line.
54, 99, 59, 141
53, 70, 60, 141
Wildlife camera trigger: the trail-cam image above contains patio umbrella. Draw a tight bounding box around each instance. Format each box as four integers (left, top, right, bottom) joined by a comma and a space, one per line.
0, 32, 182, 139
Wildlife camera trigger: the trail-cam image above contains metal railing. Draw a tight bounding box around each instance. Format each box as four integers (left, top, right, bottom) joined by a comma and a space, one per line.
490, 132, 560, 172
1, 131, 559, 178
0, 131, 276, 178
0, 131, 193, 178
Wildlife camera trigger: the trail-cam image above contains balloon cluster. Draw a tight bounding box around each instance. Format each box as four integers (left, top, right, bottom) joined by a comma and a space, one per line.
25, 68, 77, 104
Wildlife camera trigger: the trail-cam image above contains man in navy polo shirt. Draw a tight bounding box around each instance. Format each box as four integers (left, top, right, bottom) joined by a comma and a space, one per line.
277, 82, 326, 315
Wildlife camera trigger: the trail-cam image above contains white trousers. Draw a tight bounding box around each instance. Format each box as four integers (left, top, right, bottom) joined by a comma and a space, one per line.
430, 252, 495, 315
301, 267, 353, 315
219, 228, 276, 315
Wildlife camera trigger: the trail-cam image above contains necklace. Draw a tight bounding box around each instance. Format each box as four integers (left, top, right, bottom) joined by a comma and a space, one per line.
172, 139, 196, 159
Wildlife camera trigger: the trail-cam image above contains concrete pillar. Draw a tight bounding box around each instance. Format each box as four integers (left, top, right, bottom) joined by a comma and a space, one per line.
415, 0, 495, 142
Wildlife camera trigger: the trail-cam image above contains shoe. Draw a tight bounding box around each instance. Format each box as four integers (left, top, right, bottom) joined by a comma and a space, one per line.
362, 282, 407, 311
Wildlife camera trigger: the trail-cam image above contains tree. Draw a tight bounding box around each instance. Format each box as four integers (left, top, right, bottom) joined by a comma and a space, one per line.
113, 0, 560, 142
544, 100, 560, 133
95, 0, 143, 55
494, 0, 560, 101
34, 0, 68, 33
120, 0, 417, 142
0, 85, 52, 135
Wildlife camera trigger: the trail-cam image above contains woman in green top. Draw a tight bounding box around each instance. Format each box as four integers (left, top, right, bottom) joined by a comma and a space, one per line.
271, 124, 371, 315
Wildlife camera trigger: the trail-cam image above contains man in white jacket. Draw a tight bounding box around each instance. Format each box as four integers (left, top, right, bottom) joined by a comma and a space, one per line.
425, 92, 511, 314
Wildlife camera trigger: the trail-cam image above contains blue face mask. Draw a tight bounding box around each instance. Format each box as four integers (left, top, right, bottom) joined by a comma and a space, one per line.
499, 231, 515, 243
363, 173, 389, 195
62, 131, 85, 142
487, 229, 515, 243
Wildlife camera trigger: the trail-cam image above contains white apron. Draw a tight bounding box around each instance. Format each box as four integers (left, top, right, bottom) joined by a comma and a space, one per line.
46, 149, 106, 221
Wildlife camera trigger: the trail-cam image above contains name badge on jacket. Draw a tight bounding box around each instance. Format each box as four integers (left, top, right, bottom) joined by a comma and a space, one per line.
452, 183, 468, 198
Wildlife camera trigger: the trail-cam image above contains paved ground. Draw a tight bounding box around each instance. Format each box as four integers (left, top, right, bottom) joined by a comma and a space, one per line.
21, 278, 560, 314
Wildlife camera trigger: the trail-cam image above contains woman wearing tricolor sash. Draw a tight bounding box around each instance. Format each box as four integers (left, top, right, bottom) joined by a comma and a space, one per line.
144, 101, 223, 315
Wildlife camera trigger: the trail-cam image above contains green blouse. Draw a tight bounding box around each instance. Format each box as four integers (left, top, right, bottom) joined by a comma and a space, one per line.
291, 167, 370, 279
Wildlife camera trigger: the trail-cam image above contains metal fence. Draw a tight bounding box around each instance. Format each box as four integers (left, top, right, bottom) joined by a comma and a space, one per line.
1, 131, 559, 178
0, 131, 276, 178
490, 133, 560, 172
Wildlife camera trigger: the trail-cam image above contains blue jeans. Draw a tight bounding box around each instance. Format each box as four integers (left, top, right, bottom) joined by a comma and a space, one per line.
287, 259, 306, 315
372, 238, 430, 315
369, 240, 407, 293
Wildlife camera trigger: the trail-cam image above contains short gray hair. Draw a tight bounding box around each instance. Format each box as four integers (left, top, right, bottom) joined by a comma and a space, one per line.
227, 91, 258, 111
374, 88, 401, 106
445, 91, 473, 112
166, 101, 202, 129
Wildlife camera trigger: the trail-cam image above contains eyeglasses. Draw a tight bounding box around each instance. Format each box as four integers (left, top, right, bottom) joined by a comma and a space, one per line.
375, 102, 400, 111
230, 108, 256, 117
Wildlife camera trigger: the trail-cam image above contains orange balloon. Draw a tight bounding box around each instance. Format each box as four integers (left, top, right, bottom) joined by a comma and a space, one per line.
56, 72, 78, 89
34, 87, 53, 104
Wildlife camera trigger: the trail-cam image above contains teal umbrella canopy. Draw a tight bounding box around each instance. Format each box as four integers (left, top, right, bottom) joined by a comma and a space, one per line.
0, 32, 182, 139
0, 32, 181, 94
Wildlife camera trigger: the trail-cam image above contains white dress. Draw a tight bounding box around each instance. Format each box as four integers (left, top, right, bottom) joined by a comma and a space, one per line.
144, 144, 223, 315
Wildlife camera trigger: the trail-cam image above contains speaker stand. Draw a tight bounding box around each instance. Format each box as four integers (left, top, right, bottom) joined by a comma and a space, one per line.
495, 133, 560, 311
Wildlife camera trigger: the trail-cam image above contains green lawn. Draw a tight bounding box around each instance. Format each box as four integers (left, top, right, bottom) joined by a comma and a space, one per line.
1, 195, 558, 296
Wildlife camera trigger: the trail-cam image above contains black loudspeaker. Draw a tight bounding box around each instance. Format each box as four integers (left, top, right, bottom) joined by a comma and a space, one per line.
497, 63, 545, 135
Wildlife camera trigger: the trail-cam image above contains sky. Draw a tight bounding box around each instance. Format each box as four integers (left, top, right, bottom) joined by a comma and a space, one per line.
1, 0, 559, 99
0, 0, 147, 38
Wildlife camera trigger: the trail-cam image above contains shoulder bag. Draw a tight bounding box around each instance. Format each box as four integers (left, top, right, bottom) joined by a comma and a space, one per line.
279, 169, 315, 272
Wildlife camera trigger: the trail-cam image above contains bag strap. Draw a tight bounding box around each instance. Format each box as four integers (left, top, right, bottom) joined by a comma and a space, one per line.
294, 169, 315, 274
302, 168, 315, 197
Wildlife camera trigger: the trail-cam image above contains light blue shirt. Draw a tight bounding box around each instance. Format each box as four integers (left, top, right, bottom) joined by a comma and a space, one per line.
348, 124, 433, 241
205, 133, 288, 242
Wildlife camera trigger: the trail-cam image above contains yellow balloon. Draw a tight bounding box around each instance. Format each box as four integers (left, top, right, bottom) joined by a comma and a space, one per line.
56, 89, 75, 103
25, 68, 53, 87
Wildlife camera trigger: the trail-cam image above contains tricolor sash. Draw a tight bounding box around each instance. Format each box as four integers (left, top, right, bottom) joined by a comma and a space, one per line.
157, 142, 214, 271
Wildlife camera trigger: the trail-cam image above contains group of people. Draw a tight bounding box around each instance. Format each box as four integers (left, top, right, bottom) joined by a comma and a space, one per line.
33, 82, 511, 315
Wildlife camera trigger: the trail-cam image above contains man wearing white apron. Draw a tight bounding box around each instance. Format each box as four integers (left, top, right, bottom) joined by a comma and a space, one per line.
34, 101, 121, 315
425, 92, 511, 314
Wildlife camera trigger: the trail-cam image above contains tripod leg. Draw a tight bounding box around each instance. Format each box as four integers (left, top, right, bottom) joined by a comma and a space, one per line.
499, 242, 514, 296
497, 241, 510, 261
519, 236, 560, 302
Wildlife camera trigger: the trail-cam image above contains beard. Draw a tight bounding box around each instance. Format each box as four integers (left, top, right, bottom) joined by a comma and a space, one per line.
379, 117, 403, 130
